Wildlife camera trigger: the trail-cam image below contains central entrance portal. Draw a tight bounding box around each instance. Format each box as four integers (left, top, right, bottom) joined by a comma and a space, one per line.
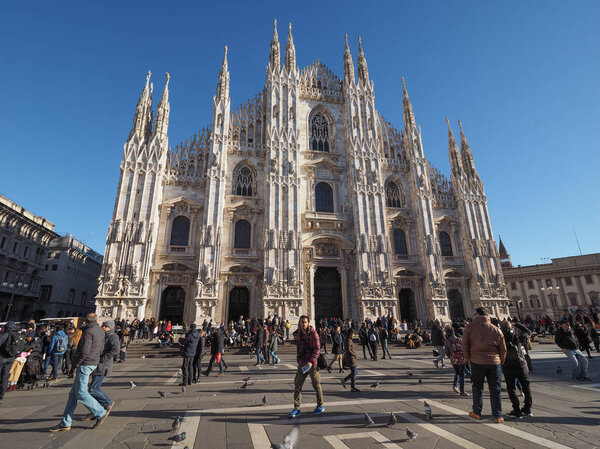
314, 267, 343, 324
159, 286, 185, 324
399, 288, 418, 325
228, 287, 250, 323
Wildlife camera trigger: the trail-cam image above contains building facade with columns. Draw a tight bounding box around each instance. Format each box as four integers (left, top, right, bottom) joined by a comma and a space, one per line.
95, 22, 509, 325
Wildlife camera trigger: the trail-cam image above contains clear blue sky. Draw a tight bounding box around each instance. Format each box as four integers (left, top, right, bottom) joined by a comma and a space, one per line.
1, 1, 598, 266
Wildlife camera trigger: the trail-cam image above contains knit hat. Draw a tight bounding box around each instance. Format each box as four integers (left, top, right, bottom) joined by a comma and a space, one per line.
102, 320, 115, 331
190, 323, 197, 330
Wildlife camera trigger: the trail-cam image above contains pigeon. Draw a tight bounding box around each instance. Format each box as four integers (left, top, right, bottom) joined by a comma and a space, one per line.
364, 412, 375, 426
557, 366, 563, 375
387, 412, 397, 427
370, 380, 380, 389
130, 381, 136, 389
417, 378, 423, 385
242, 376, 252, 382
170, 432, 186, 443
271, 426, 299, 449
177, 371, 183, 378
172, 416, 182, 432
158, 391, 166, 398
407, 372, 414, 377
240, 382, 248, 391
406, 427, 418, 441
181, 386, 186, 394
262, 395, 269, 406
424, 401, 433, 419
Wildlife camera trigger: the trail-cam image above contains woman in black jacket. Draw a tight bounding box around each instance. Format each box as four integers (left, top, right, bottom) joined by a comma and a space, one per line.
327, 326, 345, 373
500, 321, 533, 418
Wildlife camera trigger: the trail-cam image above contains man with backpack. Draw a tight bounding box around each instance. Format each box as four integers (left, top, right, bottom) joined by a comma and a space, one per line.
48, 324, 69, 380
0, 321, 24, 403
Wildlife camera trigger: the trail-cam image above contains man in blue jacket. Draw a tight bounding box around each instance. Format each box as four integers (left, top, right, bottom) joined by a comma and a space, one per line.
181, 323, 199, 386
48, 324, 68, 380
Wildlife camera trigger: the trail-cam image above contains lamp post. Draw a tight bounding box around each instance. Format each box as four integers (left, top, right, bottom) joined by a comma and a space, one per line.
2, 276, 29, 321
541, 285, 560, 318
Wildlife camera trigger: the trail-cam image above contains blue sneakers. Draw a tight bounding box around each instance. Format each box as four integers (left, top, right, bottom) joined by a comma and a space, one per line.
288, 408, 301, 418
312, 406, 325, 415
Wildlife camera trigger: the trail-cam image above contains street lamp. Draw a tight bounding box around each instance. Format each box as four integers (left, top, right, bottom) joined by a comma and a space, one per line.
541, 285, 560, 317
2, 277, 29, 321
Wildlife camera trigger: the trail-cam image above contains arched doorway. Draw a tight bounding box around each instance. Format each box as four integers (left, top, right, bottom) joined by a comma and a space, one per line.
314, 267, 343, 324
399, 288, 418, 325
160, 286, 185, 324
228, 287, 250, 323
448, 289, 465, 321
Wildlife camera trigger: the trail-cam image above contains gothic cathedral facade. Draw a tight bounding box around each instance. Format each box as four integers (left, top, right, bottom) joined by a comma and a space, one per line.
95, 22, 509, 325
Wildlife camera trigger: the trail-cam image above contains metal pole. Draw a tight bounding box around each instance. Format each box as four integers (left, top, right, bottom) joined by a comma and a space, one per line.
4, 287, 16, 322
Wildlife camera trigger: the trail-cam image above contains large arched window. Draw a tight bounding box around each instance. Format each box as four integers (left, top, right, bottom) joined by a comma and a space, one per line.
232, 164, 254, 196
234, 220, 251, 249
310, 113, 330, 152
170, 216, 190, 246
393, 229, 408, 255
315, 182, 334, 213
385, 180, 404, 208
439, 231, 453, 256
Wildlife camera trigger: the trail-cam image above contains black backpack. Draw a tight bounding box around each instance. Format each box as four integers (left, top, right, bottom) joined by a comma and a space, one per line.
1, 332, 26, 358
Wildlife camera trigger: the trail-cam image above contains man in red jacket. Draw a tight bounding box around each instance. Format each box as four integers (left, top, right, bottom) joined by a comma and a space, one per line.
289, 316, 324, 418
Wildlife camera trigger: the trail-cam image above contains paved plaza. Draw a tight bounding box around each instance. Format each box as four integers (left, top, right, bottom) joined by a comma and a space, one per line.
1, 342, 599, 449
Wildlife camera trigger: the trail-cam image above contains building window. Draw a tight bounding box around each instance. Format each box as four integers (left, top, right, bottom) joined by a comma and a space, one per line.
170, 216, 190, 246
232, 164, 255, 196
234, 220, 251, 249
315, 182, 334, 213
81, 291, 87, 306
39, 285, 52, 303
527, 280, 534, 289
568, 294, 578, 305
546, 279, 552, 287
12, 242, 18, 254
564, 277, 572, 286
385, 180, 404, 208
0, 236, 6, 249
51, 265, 58, 271
68, 288, 76, 304
23, 247, 29, 258
439, 231, 453, 256
310, 113, 330, 152
585, 275, 593, 284
393, 229, 408, 255
510, 282, 516, 290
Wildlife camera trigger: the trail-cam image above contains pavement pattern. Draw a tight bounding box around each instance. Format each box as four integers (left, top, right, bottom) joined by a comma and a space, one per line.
1, 342, 599, 449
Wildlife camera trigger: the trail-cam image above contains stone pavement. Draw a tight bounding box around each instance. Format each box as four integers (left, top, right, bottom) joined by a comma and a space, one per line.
1, 342, 599, 449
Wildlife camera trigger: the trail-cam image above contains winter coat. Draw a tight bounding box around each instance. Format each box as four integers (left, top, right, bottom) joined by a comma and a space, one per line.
210, 329, 225, 355
0, 322, 21, 363
269, 332, 278, 352
331, 330, 343, 355
93, 331, 120, 377
501, 328, 528, 374
49, 330, 68, 355
358, 326, 368, 345
462, 315, 506, 365
379, 328, 389, 344
343, 337, 357, 368
194, 335, 206, 360
574, 326, 592, 351
555, 327, 579, 350
444, 335, 466, 366
72, 322, 105, 367
294, 326, 320, 367
255, 327, 265, 348
431, 324, 445, 346
182, 329, 200, 357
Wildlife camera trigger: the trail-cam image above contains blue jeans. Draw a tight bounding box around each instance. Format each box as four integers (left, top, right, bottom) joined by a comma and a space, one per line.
435, 346, 446, 366
270, 350, 279, 364
471, 363, 502, 419
51, 353, 65, 378
59, 365, 106, 427
453, 364, 465, 393
565, 349, 588, 378
89, 375, 111, 408
256, 348, 264, 364
343, 366, 358, 388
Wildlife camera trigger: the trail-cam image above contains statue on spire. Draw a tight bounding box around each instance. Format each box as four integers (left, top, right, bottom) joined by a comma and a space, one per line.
216, 46, 230, 100
285, 22, 296, 73
357, 36, 369, 85
343, 34, 355, 85
269, 19, 281, 71
447, 118, 462, 175
402, 77, 416, 129
458, 120, 477, 178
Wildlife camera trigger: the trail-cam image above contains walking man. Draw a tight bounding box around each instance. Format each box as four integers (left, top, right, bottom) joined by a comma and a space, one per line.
203, 326, 225, 377
47, 324, 69, 380
289, 316, 324, 418
463, 308, 506, 423
181, 323, 199, 386
85, 320, 119, 419
50, 313, 110, 431
555, 319, 591, 381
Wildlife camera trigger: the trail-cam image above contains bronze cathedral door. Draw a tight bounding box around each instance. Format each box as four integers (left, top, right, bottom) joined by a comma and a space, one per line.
314, 267, 343, 324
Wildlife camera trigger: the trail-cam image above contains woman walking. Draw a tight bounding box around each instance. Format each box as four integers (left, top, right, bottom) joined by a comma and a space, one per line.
269, 329, 280, 365
444, 326, 469, 396
341, 329, 360, 392
327, 325, 345, 373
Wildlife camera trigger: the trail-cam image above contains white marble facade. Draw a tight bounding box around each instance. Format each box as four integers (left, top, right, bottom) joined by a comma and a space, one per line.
95, 22, 510, 325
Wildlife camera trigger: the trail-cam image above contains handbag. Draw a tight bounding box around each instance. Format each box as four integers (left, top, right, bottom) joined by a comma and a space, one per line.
317, 353, 328, 370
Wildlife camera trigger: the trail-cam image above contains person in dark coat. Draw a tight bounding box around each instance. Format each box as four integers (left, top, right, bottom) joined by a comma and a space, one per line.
358, 323, 372, 359
50, 313, 110, 432
431, 321, 446, 368
500, 321, 532, 418
341, 329, 359, 391
86, 320, 120, 418
0, 321, 22, 401
181, 324, 200, 385
327, 326, 345, 373
203, 327, 225, 377
193, 330, 206, 383
254, 325, 265, 365
367, 323, 378, 361
574, 323, 593, 359
379, 325, 392, 359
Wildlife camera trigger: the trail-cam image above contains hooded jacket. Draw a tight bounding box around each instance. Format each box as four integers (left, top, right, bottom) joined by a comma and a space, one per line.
0, 321, 20, 363
182, 328, 200, 357
462, 315, 506, 365
93, 330, 120, 377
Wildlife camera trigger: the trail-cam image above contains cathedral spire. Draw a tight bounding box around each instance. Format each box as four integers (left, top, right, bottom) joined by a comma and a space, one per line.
153, 72, 170, 139
402, 77, 416, 129
269, 19, 281, 71
129, 70, 154, 140
216, 46, 230, 100
498, 236, 513, 269
458, 120, 477, 178
447, 118, 462, 175
343, 34, 355, 85
284, 22, 296, 73
357, 36, 370, 86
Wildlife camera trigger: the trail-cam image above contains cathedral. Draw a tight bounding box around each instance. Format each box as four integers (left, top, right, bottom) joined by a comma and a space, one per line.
94, 21, 510, 326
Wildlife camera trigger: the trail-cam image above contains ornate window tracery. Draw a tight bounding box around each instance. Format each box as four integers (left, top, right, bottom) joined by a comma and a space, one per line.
232, 164, 254, 196
439, 231, 453, 256
310, 113, 330, 152
385, 180, 404, 208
